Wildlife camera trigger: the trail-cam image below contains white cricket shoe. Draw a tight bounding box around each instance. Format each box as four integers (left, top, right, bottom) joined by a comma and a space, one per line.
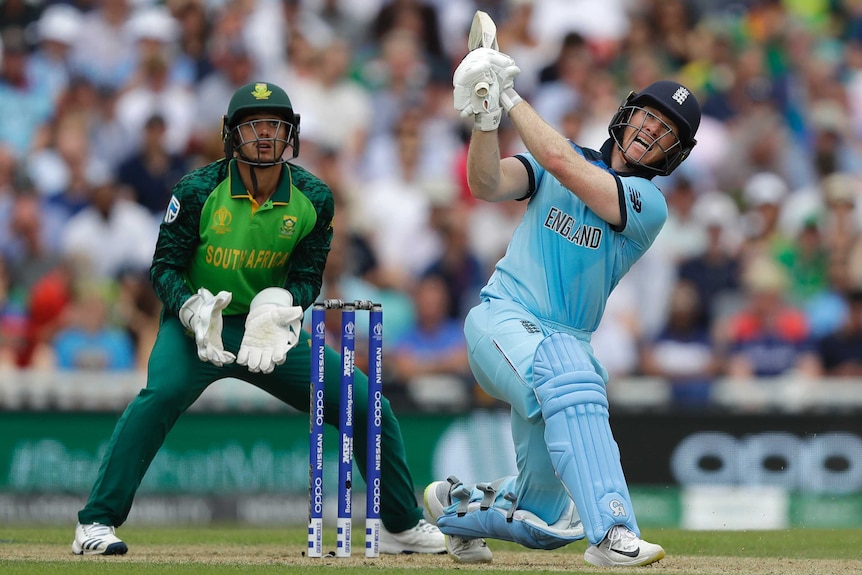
378, 519, 446, 554
72, 522, 128, 555
424, 480, 493, 564
583, 524, 665, 567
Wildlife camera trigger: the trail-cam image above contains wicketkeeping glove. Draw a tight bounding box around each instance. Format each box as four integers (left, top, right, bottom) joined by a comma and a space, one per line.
179, 287, 236, 367
237, 287, 304, 374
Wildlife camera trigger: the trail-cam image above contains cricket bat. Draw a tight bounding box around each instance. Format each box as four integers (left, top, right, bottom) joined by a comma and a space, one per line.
467, 10, 498, 98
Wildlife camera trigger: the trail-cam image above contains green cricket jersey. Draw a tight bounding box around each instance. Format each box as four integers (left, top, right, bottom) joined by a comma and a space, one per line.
150, 158, 334, 315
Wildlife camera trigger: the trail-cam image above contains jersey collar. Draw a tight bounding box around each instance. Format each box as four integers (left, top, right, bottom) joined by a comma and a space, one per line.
229, 159, 293, 204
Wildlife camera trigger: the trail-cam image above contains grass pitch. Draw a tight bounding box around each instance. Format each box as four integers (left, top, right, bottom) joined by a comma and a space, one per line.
2, 525, 861, 574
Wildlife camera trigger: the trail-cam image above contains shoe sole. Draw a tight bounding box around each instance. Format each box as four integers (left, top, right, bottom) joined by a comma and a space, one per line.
584, 546, 665, 567
72, 541, 128, 556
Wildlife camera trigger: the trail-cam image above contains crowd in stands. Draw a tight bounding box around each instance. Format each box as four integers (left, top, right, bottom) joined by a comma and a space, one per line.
2, 0, 862, 412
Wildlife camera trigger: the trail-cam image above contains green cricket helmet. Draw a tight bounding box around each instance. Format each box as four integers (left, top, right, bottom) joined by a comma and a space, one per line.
222, 81, 301, 165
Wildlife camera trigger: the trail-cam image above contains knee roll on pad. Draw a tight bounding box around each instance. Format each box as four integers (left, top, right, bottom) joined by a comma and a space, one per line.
533, 333, 639, 544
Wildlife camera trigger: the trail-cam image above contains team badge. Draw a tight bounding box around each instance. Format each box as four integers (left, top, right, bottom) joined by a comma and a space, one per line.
164, 195, 180, 224
279, 215, 297, 238
251, 83, 272, 100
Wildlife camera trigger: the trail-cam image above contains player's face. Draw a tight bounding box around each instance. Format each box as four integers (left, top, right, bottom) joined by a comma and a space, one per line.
619, 106, 681, 169
235, 113, 291, 164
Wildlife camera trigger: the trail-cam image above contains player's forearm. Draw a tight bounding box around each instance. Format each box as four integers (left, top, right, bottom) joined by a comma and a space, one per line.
466, 130, 503, 201
150, 263, 192, 315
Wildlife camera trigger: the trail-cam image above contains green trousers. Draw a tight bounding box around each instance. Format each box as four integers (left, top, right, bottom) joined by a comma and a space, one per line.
78, 315, 424, 533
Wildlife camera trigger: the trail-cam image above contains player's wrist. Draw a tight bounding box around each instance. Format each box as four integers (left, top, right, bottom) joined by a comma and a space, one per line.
501, 88, 523, 114
474, 108, 502, 131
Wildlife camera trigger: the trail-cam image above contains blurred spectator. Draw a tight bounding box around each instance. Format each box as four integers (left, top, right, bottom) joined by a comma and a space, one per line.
4, 191, 65, 293
496, 0, 549, 98
115, 268, 161, 370
0, 27, 54, 159
69, 0, 136, 90
116, 114, 189, 217
774, 215, 830, 304
718, 256, 821, 379
718, 107, 815, 195
126, 5, 192, 87
59, 166, 158, 281
369, 0, 448, 83
19, 261, 74, 368
0, 254, 27, 369
467, 184, 528, 273
677, 191, 743, 330
591, 276, 642, 381
819, 172, 861, 257
804, 253, 857, 340
26, 4, 83, 105
0, 0, 41, 36
739, 171, 792, 263
50, 280, 136, 371
311, 0, 374, 49
652, 177, 710, 264
27, 113, 111, 230
389, 273, 473, 411
281, 38, 373, 165
355, 107, 445, 285
649, 0, 696, 68
356, 29, 430, 140
640, 280, 720, 409
421, 201, 484, 320
190, 41, 256, 158
532, 31, 591, 132
816, 289, 862, 376
169, 0, 215, 84
806, 100, 862, 178
115, 50, 195, 156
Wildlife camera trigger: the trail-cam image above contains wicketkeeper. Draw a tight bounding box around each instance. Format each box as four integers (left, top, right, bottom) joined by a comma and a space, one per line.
72, 81, 444, 556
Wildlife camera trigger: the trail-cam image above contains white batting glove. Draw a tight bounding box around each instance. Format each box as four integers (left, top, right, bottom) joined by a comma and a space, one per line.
237, 287, 304, 374
496, 59, 523, 113
454, 48, 522, 129
179, 287, 236, 367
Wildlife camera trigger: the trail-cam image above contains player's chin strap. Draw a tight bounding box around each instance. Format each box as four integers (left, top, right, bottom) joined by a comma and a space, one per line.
436, 475, 585, 549
249, 164, 260, 199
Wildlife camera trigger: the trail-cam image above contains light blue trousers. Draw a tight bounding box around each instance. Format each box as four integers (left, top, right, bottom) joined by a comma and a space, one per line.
463, 298, 608, 527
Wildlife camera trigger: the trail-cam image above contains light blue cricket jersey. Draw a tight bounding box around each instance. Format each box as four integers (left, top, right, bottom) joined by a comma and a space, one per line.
479, 140, 668, 334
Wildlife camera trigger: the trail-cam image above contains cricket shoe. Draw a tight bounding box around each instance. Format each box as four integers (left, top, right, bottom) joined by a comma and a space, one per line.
72, 522, 128, 555
424, 479, 493, 564
583, 524, 665, 567
378, 519, 446, 554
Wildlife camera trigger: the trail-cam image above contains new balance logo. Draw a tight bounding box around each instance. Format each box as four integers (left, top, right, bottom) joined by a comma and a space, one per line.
672, 87, 690, 105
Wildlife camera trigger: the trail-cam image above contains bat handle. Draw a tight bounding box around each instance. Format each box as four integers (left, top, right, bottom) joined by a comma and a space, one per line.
474, 81, 489, 98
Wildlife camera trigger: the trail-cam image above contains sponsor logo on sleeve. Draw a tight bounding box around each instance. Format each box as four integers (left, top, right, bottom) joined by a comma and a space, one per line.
164, 195, 181, 224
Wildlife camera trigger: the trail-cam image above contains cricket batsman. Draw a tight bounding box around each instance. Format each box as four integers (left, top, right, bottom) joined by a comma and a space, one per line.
72, 81, 444, 556
423, 41, 701, 567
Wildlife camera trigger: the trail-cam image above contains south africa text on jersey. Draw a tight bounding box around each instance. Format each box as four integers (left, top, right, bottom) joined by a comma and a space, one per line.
205, 246, 290, 269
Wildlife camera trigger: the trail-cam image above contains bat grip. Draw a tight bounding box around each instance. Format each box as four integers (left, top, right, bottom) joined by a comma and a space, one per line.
474, 81, 489, 97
